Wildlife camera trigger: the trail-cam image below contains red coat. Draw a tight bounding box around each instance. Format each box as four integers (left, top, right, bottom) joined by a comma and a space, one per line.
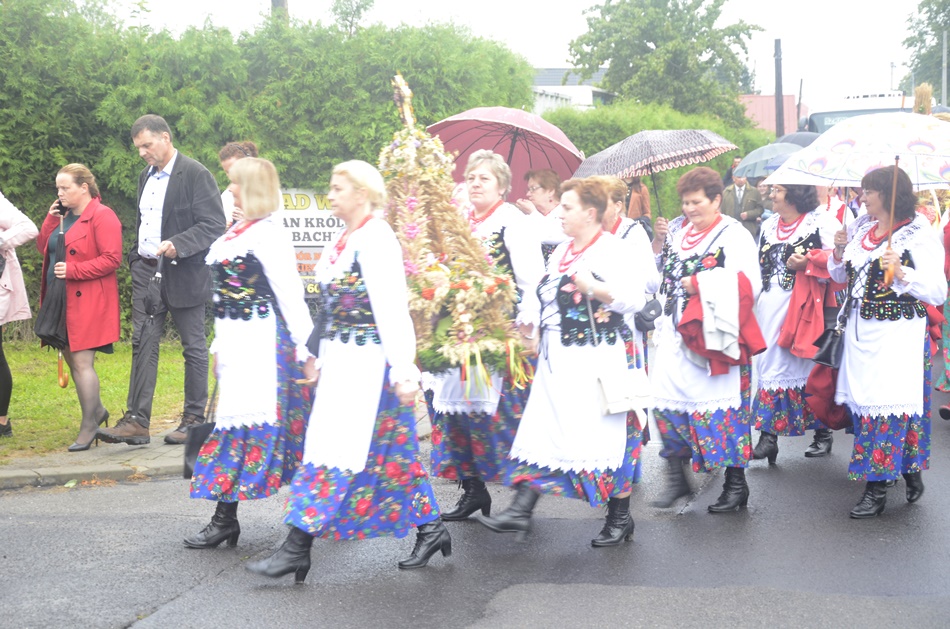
776, 249, 845, 359
37, 198, 122, 351
676, 271, 766, 376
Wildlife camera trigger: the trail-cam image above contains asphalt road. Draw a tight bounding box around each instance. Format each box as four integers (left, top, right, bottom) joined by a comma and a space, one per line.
4, 398, 950, 628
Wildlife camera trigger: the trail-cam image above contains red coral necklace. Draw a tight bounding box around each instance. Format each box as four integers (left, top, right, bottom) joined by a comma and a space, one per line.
775, 214, 806, 241
559, 230, 603, 273
681, 214, 723, 251
469, 200, 503, 228
862, 218, 911, 251
224, 218, 261, 241
329, 214, 373, 264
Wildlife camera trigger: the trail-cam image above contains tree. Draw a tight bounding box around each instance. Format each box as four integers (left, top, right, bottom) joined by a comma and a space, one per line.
271, 0, 289, 24
568, 0, 759, 125
903, 0, 950, 93
331, 0, 374, 37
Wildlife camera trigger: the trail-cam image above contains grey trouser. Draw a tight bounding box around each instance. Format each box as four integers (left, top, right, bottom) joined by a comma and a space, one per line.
127, 259, 209, 426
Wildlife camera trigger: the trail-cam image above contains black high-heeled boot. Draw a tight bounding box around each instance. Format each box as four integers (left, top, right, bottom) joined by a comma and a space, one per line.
476, 482, 539, 542
804, 428, 833, 458
246, 526, 314, 584
398, 520, 452, 569
440, 477, 491, 521
903, 472, 924, 503
650, 457, 692, 508
591, 496, 634, 547
752, 431, 779, 464
184, 501, 240, 549
707, 467, 750, 513
849, 480, 887, 518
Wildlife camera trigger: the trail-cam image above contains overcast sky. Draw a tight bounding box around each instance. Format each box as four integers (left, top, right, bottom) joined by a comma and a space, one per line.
126, 0, 922, 111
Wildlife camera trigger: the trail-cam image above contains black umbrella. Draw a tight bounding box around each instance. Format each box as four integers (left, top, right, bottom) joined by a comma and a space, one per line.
573, 129, 738, 215
33, 214, 70, 386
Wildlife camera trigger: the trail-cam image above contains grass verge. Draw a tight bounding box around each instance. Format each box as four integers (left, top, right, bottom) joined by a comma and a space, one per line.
0, 341, 204, 464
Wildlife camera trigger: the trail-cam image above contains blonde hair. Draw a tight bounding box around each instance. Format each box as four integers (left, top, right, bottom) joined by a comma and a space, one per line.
229, 157, 281, 220
464, 150, 512, 196
58, 163, 99, 198
590, 175, 627, 205
332, 160, 387, 209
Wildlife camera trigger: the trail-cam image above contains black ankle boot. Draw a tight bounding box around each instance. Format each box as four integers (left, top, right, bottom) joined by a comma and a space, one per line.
246, 526, 314, 583
752, 431, 779, 464
591, 496, 635, 547
398, 520, 452, 569
849, 481, 887, 519
184, 501, 240, 549
805, 428, 833, 458
440, 477, 491, 521
903, 472, 924, 503
476, 483, 539, 542
707, 467, 750, 513
651, 457, 692, 508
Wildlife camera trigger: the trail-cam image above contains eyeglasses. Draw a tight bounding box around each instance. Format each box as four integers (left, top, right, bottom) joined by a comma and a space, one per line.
526, 185, 542, 193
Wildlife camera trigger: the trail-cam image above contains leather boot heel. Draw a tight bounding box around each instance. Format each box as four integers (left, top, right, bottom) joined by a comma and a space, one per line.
752, 432, 779, 465
591, 496, 635, 547
476, 483, 540, 542
708, 467, 750, 513
184, 502, 240, 549
246, 526, 314, 582
441, 478, 492, 521
651, 457, 692, 508
398, 520, 452, 569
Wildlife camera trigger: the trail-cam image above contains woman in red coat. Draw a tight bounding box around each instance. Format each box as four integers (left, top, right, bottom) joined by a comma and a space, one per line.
37, 164, 122, 451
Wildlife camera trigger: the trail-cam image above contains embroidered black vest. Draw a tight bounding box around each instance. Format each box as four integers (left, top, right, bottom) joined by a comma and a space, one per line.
661, 247, 726, 315
847, 251, 927, 321
483, 226, 522, 303
540, 274, 632, 347
318, 255, 381, 345
759, 230, 821, 292
213, 252, 275, 320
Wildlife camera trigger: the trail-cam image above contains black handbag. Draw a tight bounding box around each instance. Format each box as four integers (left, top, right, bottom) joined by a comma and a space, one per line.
183, 382, 218, 479
812, 324, 845, 368
634, 296, 662, 332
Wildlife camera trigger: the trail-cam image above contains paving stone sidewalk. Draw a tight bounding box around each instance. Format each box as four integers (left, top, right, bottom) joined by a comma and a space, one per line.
0, 413, 432, 491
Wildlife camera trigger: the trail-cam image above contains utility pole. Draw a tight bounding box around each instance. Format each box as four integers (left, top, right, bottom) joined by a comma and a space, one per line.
272, 0, 289, 24
943, 30, 947, 105
774, 39, 784, 137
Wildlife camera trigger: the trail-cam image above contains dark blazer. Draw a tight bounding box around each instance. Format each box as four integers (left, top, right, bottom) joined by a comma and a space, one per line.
131, 151, 226, 309
720, 184, 764, 237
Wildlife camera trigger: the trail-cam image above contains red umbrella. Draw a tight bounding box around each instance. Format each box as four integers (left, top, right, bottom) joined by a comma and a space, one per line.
427, 106, 583, 201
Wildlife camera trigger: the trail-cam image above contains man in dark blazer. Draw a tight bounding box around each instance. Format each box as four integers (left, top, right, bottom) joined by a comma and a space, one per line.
98, 114, 226, 446
719, 174, 764, 239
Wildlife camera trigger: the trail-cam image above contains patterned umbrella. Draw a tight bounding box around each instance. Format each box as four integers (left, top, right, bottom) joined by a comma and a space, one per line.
427, 106, 583, 201
573, 129, 737, 179
734, 142, 801, 179
765, 112, 950, 189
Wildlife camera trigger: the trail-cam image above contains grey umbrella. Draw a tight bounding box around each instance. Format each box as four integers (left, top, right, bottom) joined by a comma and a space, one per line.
734, 142, 802, 179
573, 129, 737, 214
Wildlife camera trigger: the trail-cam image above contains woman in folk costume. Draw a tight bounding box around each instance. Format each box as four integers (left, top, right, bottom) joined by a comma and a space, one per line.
829, 166, 946, 519
187, 157, 312, 548
247, 161, 450, 583
750, 183, 841, 464
477, 177, 648, 546
429, 150, 545, 522
596, 176, 660, 372
650, 167, 763, 513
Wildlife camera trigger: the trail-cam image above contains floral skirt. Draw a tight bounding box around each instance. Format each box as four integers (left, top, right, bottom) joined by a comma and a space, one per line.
654, 365, 752, 472
190, 314, 309, 502
936, 286, 950, 392
429, 375, 529, 483
502, 411, 643, 508
848, 338, 932, 481
284, 381, 440, 540
753, 385, 820, 436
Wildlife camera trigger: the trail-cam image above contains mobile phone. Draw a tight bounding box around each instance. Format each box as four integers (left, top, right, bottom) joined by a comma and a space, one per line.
55, 200, 68, 215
